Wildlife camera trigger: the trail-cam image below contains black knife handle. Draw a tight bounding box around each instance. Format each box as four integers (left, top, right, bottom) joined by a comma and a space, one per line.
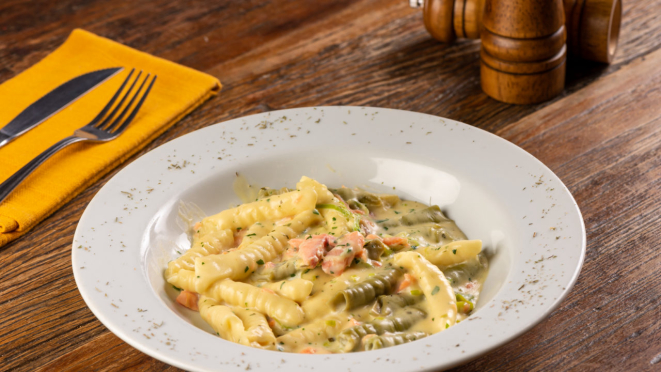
0, 136, 85, 204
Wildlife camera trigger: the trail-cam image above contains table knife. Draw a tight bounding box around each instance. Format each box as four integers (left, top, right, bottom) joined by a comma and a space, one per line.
0, 67, 123, 149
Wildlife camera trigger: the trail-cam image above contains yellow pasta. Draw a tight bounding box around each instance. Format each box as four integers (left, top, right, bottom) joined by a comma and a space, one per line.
198, 296, 249, 345
318, 207, 350, 236
232, 307, 277, 349
260, 278, 314, 303
296, 176, 335, 204
165, 228, 234, 278
237, 221, 274, 249
207, 279, 306, 327
166, 177, 488, 353
194, 210, 321, 291
200, 189, 317, 232
166, 269, 199, 293
420, 240, 482, 267
393, 251, 457, 332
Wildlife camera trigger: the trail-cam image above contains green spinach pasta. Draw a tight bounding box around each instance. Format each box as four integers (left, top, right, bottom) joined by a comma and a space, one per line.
165, 176, 489, 353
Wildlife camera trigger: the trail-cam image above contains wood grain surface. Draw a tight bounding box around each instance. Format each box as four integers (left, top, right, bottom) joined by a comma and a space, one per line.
1, 0, 660, 371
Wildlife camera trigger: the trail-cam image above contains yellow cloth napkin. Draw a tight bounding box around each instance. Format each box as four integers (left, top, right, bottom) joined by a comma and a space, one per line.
0, 29, 221, 247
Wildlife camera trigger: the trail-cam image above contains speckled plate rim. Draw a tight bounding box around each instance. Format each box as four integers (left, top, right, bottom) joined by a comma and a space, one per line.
72, 106, 586, 372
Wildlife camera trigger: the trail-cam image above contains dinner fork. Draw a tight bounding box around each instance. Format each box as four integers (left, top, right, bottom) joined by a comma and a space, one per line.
0, 69, 156, 204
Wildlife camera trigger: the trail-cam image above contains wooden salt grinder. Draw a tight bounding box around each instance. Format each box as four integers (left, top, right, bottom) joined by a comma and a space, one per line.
413, 0, 622, 64
415, 0, 487, 42
480, 0, 567, 104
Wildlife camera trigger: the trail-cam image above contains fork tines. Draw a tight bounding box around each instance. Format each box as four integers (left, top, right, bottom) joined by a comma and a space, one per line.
89, 68, 157, 134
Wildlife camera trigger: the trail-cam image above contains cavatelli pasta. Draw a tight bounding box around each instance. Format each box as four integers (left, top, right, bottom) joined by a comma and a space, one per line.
420, 240, 482, 267
337, 308, 426, 352
207, 279, 305, 327
259, 278, 314, 303
276, 316, 344, 351
363, 331, 428, 350
255, 259, 299, 281
330, 270, 401, 311
166, 177, 488, 353
194, 210, 320, 291
370, 293, 424, 316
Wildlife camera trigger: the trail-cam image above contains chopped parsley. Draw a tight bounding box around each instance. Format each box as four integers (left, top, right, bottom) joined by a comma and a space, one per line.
257, 259, 265, 265
244, 266, 249, 273
431, 286, 440, 295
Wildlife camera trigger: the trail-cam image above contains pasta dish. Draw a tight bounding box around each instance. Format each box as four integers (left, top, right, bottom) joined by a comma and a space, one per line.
164, 177, 488, 353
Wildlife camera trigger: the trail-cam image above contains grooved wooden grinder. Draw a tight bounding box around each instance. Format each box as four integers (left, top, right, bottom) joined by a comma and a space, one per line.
411, 0, 622, 63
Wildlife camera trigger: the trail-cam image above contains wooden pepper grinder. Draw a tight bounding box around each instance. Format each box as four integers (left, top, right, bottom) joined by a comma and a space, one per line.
412, 0, 621, 63
479, 0, 567, 104
564, 0, 622, 63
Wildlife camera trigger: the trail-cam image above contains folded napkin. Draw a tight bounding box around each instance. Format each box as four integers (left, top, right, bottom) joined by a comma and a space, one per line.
0, 29, 221, 247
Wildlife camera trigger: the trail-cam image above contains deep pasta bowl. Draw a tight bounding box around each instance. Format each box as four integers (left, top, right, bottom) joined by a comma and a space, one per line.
72, 106, 586, 371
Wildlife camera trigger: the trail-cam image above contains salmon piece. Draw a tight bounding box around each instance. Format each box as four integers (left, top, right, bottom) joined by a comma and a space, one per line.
299, 347, 331, 354
361, 334, 378, 347
322, 232, 365, 276
345, 317, 362, 328
383, 236, 409, 250
288, 238, 305, 249
233, 229, 247, 247
397, 273, 416, 292
366, 234, 382, 241
297, 234, 336, 268
176, 290, 199, 311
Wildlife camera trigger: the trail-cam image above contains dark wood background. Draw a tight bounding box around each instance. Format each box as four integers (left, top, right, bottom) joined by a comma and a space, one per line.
1, 0, 660, 370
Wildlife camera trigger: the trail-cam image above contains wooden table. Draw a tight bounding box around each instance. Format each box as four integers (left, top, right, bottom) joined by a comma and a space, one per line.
2, 0, 660, 370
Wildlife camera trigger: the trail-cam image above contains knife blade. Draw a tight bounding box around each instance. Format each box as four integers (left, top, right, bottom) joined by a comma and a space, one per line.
0, 67, 123, 148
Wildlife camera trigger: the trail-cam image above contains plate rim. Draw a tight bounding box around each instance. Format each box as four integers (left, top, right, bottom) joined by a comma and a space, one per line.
72, 105, 587, 371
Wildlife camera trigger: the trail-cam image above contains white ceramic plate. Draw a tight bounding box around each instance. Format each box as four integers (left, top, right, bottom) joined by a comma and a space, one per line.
73, 106, 585, 371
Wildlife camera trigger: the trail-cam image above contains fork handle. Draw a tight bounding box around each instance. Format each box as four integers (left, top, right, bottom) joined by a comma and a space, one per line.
0, 136, 85, 204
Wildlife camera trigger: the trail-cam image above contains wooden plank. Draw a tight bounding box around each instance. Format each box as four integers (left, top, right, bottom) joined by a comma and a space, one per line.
448, 48, 661, 372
